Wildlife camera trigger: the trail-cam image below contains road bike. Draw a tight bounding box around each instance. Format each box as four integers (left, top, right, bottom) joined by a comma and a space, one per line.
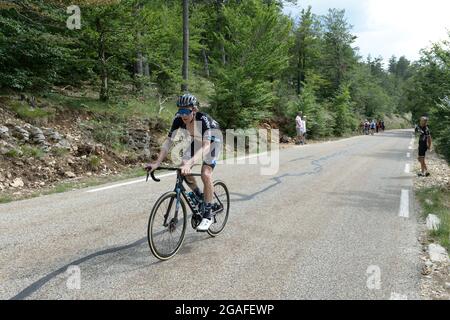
146, 167, 230, 261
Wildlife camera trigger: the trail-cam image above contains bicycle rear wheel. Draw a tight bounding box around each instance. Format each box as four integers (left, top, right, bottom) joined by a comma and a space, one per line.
148, 191, 187, 260
208, 181, 230, 237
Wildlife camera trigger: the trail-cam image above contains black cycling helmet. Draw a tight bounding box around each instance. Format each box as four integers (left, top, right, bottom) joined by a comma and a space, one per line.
177, 93, 198, 108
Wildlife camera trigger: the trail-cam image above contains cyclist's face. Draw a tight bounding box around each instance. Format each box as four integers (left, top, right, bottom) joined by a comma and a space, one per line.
178, 107, 194, 123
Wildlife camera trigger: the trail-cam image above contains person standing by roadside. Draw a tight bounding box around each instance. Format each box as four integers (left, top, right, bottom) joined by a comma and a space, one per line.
296, 112, 304, 145
417, 116, 432, 177
302, 116, 307, 145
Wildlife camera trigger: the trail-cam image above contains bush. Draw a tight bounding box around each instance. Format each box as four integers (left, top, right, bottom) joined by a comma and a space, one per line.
21, 146, 45, 159
10, 101, 53, 121
88, 155, 102, 171
5, 148, 22, 158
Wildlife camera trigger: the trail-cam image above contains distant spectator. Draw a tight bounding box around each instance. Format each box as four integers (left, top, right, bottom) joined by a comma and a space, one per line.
370, 120, 376, 135
417, 116, 432, 177
364, 120, 369, 135
295, 112, 303, 145
301, 116, 307, 145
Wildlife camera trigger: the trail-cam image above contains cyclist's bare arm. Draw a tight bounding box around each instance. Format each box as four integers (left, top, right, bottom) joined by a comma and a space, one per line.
147, 138, 172, 172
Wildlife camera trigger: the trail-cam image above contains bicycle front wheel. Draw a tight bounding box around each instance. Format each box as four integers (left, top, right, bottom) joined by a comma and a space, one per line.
208, 181, 230, 237
148, 191, 187, 260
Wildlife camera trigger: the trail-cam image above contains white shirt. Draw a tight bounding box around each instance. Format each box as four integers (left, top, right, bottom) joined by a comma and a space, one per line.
296, 116, 303, 129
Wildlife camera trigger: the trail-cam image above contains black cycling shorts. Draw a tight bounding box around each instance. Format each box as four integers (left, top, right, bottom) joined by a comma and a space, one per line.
418, 144, 428, 157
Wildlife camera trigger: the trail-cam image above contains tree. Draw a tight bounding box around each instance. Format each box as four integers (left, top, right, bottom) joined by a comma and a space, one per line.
320, 9, 357, 97
292, 6, 320, 94
333, 84, 355, 136
295, 83, 329, 138
182, 0, 189, 91
209, 0, 292, 128
0, 1, 77, 90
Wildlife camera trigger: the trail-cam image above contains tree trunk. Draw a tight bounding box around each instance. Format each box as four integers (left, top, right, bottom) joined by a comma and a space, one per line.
134, 2, 144, 90
202, 47, 210, 78
216, 0, 226, 66
143, 56, 150, 77
181, 0, 189, 92
97, 18, 109, 102
136, 48, 143, 76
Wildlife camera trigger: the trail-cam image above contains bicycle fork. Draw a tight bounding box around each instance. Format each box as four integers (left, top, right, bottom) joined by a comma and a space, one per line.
163, 188, 181, 229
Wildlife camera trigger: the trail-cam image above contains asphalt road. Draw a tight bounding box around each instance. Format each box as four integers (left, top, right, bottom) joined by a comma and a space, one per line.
0, 129, 421, 300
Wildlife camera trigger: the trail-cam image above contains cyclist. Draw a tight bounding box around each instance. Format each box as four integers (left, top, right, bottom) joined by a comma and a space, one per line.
417, 116, 432, 177
146, 94, 221, 231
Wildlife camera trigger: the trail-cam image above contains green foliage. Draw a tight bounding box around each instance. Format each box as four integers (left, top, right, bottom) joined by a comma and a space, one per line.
209, 0, 292, 129
10, 101, 53, 120
430, 98, 450, 162
0, 1, 77, 90
88, 155, 102, 171
1, 0, 445, 143
5, 148, 22, 158
21, 145, 45, 159
89, 120, 125, 147
292, 83, 329, 138
333, 84, 356, 136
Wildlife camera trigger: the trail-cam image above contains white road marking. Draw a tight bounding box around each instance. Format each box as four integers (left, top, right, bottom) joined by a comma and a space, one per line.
408, 146, 414, 150
86, 172, 176, 193
404, 164, 410, 173
87, 151, 271, 193
399, 189, 410, 218
407, 153, 411, 158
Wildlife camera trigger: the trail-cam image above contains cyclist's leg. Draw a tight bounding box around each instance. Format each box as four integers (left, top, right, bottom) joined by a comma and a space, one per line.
182, 141, 201, 194
202, 141, 219, 212
201, 164, 214, 205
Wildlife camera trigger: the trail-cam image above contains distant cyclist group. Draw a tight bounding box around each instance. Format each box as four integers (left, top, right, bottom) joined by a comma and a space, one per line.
360, 119, 385, 135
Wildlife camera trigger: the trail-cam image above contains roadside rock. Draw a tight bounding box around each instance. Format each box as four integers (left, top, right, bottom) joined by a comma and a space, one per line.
43, 128, 63, 142
12, 126, 29, 142
10, 178, 24, 188
126, 129, 151, 152
280, 135, 292, 144
54, 139, 71, 150
28, 126, 46, 145
64, 171, 76, 179
426, 214, 441, 231
429, 244, 449, 263
0, 126, 9, 139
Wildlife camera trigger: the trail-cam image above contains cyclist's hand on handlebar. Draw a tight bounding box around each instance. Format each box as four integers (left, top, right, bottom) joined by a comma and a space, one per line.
145, 161, 160, 173
180, 163, 192, 176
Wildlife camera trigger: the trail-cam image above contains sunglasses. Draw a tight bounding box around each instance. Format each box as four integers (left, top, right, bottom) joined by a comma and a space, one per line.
177, 108, 193, 116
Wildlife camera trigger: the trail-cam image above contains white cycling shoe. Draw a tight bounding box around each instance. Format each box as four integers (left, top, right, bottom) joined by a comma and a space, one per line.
197, 218, 213, 232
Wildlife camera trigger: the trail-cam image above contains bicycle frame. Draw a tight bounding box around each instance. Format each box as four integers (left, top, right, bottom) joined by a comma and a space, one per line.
148, 167, 224, 224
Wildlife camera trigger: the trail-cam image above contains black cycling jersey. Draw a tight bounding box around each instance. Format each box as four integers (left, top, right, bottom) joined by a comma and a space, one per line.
418, 125, 430, 148
168, 112, 220, 142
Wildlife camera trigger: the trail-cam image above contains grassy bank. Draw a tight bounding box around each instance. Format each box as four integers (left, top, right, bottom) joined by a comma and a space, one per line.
416, 187, 450, 251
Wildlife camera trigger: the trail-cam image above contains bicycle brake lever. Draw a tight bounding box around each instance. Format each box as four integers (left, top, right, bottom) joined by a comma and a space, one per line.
151, 171, 161, 182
